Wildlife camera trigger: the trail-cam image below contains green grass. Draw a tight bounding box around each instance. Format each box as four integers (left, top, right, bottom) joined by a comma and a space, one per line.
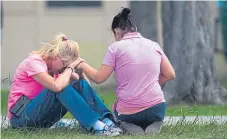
1, 123, 227, 139
1, 89, 9, 114
2, 89, 227, 117
166, 104, 227, 116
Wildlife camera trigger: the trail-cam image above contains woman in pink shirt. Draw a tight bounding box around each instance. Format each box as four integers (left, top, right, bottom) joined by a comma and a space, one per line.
8, 33, 122, 136
74, 8, 175, 135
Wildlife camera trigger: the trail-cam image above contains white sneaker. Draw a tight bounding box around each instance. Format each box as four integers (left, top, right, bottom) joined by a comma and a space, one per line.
94, 125, 121, 136
109, 124, 123, 133
119, 122, 145, 135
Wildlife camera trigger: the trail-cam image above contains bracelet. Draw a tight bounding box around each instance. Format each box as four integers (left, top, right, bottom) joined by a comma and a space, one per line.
66, 66, 74, 73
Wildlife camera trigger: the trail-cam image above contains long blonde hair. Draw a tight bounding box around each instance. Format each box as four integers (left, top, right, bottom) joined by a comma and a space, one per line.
33, 33, 80, 63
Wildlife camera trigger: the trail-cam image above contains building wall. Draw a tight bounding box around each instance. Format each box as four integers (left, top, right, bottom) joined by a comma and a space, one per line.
1, 1, 222, 89
1, 1, 129, 84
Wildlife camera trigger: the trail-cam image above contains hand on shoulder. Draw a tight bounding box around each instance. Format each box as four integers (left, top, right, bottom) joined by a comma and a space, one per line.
69, 57, 86, 69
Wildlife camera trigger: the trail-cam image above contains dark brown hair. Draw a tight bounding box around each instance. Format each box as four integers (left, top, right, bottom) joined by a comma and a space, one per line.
111, 8, 137, 33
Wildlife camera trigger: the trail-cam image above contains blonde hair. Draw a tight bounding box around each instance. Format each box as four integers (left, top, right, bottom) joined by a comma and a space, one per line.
33, 33, 80, 62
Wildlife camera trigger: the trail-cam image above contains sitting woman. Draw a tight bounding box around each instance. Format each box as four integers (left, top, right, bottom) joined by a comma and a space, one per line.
8, 33, 122, 136
73, 8, 175, 135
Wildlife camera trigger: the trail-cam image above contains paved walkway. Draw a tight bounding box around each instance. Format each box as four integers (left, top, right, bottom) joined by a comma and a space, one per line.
164, 116, 227, 125
1, 116, 227, 128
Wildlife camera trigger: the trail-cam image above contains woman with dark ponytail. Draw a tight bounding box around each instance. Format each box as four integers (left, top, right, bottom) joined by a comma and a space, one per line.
74, 8, 175, 135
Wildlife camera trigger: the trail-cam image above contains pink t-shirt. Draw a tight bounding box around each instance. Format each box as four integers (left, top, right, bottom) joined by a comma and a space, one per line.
103, 32, 167, 115
8, 54, 47, 119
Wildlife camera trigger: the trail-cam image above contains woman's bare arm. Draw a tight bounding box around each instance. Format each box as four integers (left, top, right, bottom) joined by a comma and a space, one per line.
32, 60, 83, 92
159, 59, 175, 85
77, 62, 114, 84
33, 68, 73, 92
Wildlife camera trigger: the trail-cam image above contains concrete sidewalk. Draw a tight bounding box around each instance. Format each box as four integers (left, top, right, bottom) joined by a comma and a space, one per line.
164, 116, 227, 125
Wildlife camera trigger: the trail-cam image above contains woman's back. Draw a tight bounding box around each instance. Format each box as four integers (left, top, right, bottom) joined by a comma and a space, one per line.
104, 32, 167, 114
72, 7, 175, 134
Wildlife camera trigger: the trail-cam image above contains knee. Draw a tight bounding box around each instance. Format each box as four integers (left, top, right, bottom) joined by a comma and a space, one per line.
62, 85, 77, 93
71, 79, 91, 90
80, 79, 90, 86
70, 80, 81, 92
56, 85, 81, 99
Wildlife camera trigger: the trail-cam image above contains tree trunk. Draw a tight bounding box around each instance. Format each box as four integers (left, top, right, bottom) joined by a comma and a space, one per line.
130, 1, 159, 43
162, 1, 227, 105
1, 1, 3, 29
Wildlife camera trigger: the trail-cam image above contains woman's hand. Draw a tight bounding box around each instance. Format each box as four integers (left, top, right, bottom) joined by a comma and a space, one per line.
70, 72, 80, 81
68, 57, 114, 84
69, 57, 86, 69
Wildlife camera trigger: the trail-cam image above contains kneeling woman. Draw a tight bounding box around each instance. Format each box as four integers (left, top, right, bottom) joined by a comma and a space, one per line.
7, 33, 122, 136
73, 8, 175, 135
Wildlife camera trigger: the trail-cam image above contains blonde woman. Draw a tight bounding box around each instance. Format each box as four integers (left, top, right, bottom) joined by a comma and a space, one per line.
7, 33, 122, 136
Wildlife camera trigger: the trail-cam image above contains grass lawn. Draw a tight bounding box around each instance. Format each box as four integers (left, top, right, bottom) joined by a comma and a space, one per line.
1, 123, 227, 139
1, 89, 227, 117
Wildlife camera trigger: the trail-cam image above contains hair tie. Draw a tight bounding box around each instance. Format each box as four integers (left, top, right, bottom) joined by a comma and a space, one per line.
62, 37, 68, 41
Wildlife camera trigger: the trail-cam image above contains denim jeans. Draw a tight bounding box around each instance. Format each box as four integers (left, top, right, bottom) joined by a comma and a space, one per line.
114, 102, 166, 129
10, 79, 113, 131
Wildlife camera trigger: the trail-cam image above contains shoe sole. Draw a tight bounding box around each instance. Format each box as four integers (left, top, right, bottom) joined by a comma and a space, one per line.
145, 121, 163, 135
119, 122, 145, 135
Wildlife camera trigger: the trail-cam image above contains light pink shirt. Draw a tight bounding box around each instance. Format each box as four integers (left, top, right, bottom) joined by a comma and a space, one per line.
8, 54, 47, 119
103, 32, 167, 115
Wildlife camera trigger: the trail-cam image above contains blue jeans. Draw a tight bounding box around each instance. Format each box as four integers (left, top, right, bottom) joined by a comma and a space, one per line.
114, 102, 166, 130
10, 80, 113, 131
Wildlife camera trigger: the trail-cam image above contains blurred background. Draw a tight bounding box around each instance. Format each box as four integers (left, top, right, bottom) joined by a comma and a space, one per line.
1, 1, 227, 110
